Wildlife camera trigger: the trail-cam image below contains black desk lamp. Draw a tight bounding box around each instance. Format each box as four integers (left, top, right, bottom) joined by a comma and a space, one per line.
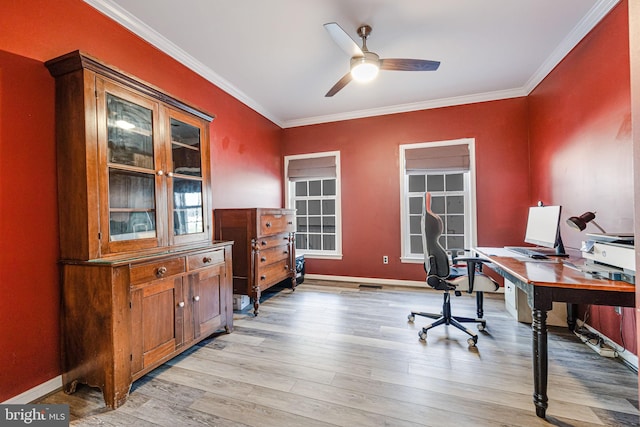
566, 211, 606, 233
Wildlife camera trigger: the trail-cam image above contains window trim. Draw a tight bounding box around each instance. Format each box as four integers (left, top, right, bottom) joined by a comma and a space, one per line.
284, 151, 343, 260
399, 139, 478, 263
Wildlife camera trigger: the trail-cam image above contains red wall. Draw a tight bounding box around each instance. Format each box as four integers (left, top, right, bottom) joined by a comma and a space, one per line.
0, 0, 282, 401
282, 98, 530, 281
528, 2, 636, 352
0, 51, 59, 401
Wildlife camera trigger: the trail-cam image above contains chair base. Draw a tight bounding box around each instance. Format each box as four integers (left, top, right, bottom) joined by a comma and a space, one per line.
409, 291, 486, 346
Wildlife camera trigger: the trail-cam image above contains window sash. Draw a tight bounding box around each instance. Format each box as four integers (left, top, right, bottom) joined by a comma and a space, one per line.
406, 172, 470, 256
400, 140, 476, 262
285, 152, 342, 259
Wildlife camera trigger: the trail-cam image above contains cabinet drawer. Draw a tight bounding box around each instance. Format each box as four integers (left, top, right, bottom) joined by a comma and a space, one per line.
259, 213, 294, 236
130, 257, 185, 285
256, 259, 290, 287
254, 233, 291, 250
257, 245, 290, 266
188, 249, 225, 271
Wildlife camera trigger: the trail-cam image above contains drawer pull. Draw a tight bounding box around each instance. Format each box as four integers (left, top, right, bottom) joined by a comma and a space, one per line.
203, 256, 212, 263
194, 295, 200, 302
260, 275, 267, 281
284, 265, 289, 270
178, 301, 185, 308
261, 241, 267, 246
288, 221, 293, 225
283, 250, 289, 255
266, 222, 272, 228
260, 257, 267, 262
156, 266, 167, 278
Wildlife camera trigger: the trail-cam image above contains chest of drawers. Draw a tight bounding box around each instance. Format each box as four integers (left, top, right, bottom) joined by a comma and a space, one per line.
214, 208, 296, 314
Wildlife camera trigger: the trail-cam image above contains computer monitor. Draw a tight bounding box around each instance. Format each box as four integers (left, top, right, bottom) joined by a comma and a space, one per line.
524, 205, 567, 255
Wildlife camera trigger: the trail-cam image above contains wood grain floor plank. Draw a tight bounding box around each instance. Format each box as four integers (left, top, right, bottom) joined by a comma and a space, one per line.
149, 365, 257, 401
289, 378, 539, 427
190, 392, 336, 427
186, 345, 337, 385
243, 384, 420, 427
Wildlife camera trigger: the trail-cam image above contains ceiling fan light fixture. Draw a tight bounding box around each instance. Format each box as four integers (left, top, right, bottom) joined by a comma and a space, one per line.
350, 52, 379, 82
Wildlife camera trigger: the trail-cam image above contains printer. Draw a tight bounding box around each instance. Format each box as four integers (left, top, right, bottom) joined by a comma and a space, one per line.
581, 233, 635, 284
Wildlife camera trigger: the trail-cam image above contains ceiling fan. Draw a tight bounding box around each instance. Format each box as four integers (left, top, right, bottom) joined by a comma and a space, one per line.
324, 22, 440, 97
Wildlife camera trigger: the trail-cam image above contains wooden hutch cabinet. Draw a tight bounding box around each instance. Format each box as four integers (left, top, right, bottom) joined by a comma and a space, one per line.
46, 51, 233, 408
214, 208, 296, 314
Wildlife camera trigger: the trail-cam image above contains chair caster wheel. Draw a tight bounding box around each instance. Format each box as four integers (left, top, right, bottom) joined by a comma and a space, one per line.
419, 331, 427, 341
478, 323, 486, 331
407, 314, 415, 323
467, 336, 478, 347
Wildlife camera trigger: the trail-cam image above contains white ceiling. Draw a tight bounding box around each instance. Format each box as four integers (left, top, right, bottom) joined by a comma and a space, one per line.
85, 0, 619, 128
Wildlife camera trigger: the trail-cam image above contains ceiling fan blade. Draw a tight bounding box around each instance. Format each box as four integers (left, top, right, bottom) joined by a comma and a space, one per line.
325, 72, 353, 97
324, 22, 363, 57
380, 58, 440, 71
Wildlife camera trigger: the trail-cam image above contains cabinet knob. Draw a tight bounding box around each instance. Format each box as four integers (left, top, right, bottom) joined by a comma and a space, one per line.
203, 256, 212, 263
266, 222, 272, 228
194, 295, 200, 302
156, 266, 167, 278
156, 170, 164, 176
283, 250, 288, 255
178, 301, 185, 308
260, 257, 267, 262
288, 221, 293, 225
167, 172, 174, 177
261, 241, 267, 246
260, 275, 267, 281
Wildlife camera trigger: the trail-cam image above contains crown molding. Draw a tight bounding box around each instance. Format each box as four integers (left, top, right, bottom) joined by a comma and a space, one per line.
523, 0, 620, 93
281, 87, 527, 128
83, 0, 283, 127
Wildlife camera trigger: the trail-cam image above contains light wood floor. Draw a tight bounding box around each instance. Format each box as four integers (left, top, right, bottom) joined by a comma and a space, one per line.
39, 280, 639, 426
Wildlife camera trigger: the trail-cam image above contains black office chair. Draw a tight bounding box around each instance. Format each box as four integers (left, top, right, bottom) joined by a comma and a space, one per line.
408, 192, 499, 346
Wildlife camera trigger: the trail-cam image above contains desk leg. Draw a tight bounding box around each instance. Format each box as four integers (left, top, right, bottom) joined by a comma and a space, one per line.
566, 303, 577, 331
532, 308, 548, 418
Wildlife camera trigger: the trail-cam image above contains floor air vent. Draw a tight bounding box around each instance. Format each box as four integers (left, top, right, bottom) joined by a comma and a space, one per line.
359, 284, 383, 289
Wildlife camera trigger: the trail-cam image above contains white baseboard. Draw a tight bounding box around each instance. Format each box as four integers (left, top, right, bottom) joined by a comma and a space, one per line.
305, 274, 428, 288
304, 274, 505, 293
2, 376, 62, 404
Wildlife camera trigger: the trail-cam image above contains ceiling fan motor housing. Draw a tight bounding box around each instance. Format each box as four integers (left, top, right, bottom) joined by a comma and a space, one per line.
350, 51, 380, 82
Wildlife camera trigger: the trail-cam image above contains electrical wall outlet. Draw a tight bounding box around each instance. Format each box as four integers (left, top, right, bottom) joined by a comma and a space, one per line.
383, 255, 389, 264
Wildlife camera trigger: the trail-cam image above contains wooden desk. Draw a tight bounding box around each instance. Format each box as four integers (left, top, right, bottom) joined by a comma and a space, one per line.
474, 247, 635, 419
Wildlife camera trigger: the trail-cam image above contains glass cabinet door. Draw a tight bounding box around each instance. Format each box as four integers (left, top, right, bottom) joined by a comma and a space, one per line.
97, 78, 164, 255
168, 114, 208, 243
106, 94, 158, 242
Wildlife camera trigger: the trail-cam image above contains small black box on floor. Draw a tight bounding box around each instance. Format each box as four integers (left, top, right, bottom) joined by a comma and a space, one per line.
295, 254, 305, 284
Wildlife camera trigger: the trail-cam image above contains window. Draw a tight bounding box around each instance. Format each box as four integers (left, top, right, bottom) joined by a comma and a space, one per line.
400, 140, 476, 262
285, 152, 342, 259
